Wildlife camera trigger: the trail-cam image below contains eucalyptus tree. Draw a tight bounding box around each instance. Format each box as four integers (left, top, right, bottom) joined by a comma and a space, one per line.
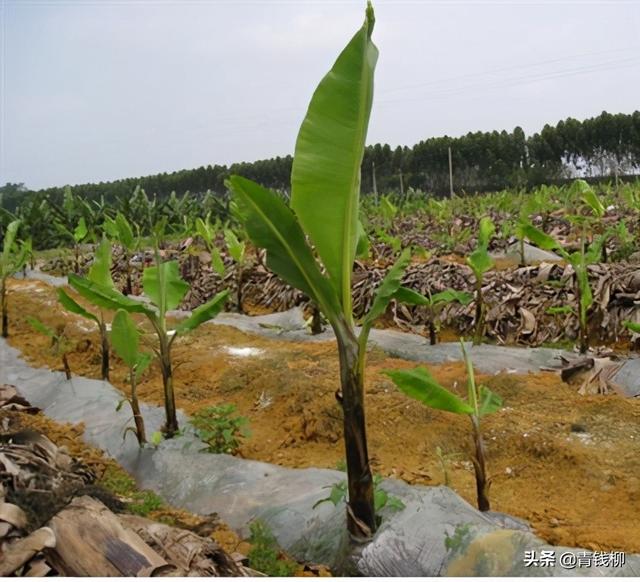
0, 220, 29, 338
228, 4, 410, 538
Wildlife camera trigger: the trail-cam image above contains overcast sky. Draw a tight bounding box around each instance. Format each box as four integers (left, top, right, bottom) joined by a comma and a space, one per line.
2, 0, 639, 190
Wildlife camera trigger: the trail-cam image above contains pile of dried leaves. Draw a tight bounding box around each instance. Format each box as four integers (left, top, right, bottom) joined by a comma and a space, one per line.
41, 237, 640, 348
0, 385, 253, 577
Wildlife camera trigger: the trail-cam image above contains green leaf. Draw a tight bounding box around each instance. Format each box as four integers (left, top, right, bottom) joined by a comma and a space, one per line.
195, 217, 213, 247
224, 229, 245, 264
329, 481, 347, 506
521, 224, 562, 252
103, 216, 118, 238
576, 267, 593, 317
385, 496, 406, 511
624, 321, 640, 334
111, 309, 139, 367
477, 217, 495, 248
150, 431, 163, 446
380, 196, 397, 225
87, 237, 114, 288
571, 179, 604, 218
142, 261, 189, 312
115, 213, 136, 250
477, 385, 502, 418
467, 248, 493, 278
176, 290, 229, 334
374, 487, 388, 512
395, 287, 472, 307
57, 288, 98, 323
134, 351, 153, 381
74, 217, 88, 243
210, 246, 226, 276
394, 286, 431, 306
290, 6, 378, 313
584, 235, 604, 264
356, 220, 370, 259
362, 248, 410, 329
69, 274, 155, 316
27, 316, 54, 337
384, 367, 474, 415
430, 289, 473, 306
227, 176, 341, 326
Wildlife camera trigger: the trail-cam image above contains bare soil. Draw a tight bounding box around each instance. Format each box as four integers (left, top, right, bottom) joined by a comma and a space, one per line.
5, 278, 640, 554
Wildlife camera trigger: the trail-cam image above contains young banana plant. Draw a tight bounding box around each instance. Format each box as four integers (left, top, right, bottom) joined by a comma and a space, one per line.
103, 212, 140, 295
56, 216, 90, 274
27, 318, 73, 380
384, 340, 502, 512
228, 4, 403, 539
522, 180, 605, 353
195, 215, 226, 277
111, 309, 152, 446
223, 228, 247, 313
467, 217, 495, 345
66, 258, 229, 437
393, 287, 473, 345
60, 237, 115, 380
1, 220, 29, 338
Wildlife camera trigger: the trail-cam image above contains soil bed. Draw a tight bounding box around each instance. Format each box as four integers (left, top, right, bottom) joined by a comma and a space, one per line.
4, 278, 640, 554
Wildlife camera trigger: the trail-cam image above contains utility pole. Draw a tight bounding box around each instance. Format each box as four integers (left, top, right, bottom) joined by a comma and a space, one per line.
372, 161, 378, 203
399, 169, 404, 197
448, 146, 454, 198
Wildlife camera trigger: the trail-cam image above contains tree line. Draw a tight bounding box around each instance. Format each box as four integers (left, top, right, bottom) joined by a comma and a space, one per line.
2, 110, 639, 215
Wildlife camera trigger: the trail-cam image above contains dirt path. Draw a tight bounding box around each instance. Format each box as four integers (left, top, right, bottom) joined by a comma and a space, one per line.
4, 278, 640, 553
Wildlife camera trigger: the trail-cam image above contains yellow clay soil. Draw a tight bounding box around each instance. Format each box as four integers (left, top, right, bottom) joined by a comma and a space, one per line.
4, 278, 640, 553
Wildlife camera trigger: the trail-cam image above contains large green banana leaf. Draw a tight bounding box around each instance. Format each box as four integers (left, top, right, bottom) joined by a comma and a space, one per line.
384, 367, 474, 415
290, 4, 378, 316
227, 176, 341, 325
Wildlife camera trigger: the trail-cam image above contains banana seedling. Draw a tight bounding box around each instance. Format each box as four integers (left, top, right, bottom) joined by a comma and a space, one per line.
1, 220, 29, 338
467, 217, 495, 345
393, 287, 473, 345
60, 237, 115, 380
56, 216, 90, 274
27, 318, 73, 380
66, 257, 229, 437
195, 215, 226, 277
224, 228, 247, 313
384, 340, 502, 511
103, 212, 141, 295
522, 181, 605, 353
228, 4, 404, 538
379, 195, 397, 229
111, 309, 152, 446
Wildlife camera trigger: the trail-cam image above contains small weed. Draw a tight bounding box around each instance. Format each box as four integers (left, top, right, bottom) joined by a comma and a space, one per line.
335, 458, 347, 472
313, 474, 405, 526
190, 404, 250, 454
445, 523, 472, 552
99, 465, 165, 517
247, 520, 297, 577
